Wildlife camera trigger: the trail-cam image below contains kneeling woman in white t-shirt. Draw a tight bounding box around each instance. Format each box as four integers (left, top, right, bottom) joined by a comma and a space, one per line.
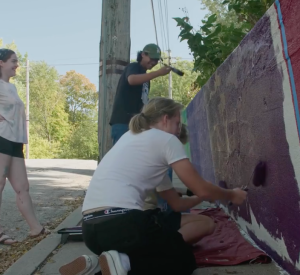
59, 97, 247, 275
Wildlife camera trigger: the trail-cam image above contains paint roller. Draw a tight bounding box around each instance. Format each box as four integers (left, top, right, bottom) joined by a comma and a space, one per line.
219, 161, 267, 206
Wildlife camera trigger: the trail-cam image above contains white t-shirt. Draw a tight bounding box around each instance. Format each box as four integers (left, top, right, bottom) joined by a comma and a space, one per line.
82, 128, 187, 212
0, 80, 27, 143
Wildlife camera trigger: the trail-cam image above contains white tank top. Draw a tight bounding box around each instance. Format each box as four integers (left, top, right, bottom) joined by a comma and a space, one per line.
0, 79, 27, 143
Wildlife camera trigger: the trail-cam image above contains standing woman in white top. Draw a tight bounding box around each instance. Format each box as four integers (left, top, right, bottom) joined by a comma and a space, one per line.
0, 49, 48, 245
59, 97, 247, 275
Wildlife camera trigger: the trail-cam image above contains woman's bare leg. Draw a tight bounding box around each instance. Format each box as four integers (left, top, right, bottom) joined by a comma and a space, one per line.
179, 213, 215, 245
0, 153, 17, 244
7, 157, 43, 235
0, 153, 11, 218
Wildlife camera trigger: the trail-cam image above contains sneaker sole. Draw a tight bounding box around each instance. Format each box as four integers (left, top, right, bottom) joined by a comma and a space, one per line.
99, 253, 117, 275
59, 256, 89, 275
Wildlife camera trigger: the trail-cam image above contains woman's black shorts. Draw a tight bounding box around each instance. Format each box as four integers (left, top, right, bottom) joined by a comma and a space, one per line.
0, 136, 24, 158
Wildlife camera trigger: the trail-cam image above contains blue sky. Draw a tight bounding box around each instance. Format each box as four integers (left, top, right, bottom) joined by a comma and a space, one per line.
1, 0, 207, 87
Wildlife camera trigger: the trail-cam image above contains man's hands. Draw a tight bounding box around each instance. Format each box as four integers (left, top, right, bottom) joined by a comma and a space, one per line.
156, 66, 172, 76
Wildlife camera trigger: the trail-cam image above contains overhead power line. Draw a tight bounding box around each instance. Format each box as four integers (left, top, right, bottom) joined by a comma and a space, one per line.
150, 0, 159, 46
163, 0, 170, 50
157, 0, 168, 52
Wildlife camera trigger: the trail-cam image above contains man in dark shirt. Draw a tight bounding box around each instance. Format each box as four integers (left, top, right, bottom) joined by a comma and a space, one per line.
110, 43, 171, 144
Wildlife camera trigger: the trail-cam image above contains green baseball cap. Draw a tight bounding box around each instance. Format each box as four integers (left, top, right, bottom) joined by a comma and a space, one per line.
143, 44, 161, 59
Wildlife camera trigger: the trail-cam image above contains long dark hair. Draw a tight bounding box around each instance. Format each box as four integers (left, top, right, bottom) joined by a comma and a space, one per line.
0, 49, 15, 77
136, 51, 143, 62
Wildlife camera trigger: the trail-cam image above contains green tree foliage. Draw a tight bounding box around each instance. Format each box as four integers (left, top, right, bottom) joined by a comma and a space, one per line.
60, 71, 99, 160
224, 0, 274, 25
29, 132, 61, 159
29, 62, 70, 144
60, 71, 98, 125
61, 118, 98, 160
174, 0, 274, 86
200, 0, 240, 26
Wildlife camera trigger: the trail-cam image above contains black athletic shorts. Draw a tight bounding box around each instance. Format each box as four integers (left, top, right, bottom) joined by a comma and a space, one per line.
82, 208, 197, 275
0, 136, 24, 158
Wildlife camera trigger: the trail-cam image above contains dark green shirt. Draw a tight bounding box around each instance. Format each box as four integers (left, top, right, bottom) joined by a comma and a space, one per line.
110, 62, 150, 125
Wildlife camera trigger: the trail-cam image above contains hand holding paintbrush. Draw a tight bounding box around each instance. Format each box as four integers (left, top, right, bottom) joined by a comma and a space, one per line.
162, 63, 184, 76
220, 161, 267, 206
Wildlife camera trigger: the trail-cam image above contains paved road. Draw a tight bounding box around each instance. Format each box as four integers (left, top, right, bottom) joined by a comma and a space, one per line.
0, 159, 97, 249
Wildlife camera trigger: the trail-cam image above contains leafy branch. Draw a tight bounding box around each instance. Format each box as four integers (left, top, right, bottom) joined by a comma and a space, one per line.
174, 0, 274, 87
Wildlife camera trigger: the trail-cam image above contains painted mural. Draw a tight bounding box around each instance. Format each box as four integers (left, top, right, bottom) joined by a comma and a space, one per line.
185, 0, 300, 274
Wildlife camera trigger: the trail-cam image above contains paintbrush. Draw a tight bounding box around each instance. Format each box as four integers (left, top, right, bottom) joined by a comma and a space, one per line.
220, 161, 267, 206
163, 63, 184, 76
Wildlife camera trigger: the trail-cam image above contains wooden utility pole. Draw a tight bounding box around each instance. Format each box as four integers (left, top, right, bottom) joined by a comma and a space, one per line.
168, 50, 172, 99
98, 0, 131, 161
26, 59, 30, 159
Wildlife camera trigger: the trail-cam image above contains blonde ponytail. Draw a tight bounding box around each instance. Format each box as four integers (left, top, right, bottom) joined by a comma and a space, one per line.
129, 113, 150, 134
129, 97, 183, 134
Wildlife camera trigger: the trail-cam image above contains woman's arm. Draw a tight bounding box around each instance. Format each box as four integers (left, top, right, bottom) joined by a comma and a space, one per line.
158, 188, 202, 212
171, 159, 247, 205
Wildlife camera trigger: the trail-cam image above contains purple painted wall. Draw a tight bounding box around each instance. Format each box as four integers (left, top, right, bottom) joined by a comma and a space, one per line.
185, 0, 300, 274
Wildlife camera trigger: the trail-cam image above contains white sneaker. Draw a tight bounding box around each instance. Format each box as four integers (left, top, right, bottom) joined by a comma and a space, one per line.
99, 251, 127, 275
59, 255, 100, 275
